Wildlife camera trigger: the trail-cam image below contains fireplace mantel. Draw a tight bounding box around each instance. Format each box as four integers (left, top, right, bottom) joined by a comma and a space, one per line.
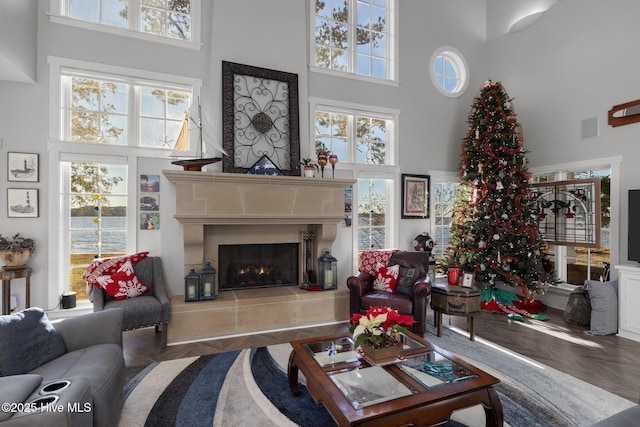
163, 170, 354, 225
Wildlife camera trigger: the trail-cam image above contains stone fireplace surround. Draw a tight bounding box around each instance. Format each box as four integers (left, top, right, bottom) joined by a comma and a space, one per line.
163, 170, 354, 344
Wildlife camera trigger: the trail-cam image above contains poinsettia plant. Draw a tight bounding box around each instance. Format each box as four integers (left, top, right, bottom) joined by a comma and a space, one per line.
349, 306, 415, 349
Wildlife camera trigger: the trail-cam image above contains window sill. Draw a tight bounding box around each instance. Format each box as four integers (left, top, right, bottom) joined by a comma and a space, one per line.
48, 14, 202, 51
309, 66, 400, 87
47, 300, 94, 321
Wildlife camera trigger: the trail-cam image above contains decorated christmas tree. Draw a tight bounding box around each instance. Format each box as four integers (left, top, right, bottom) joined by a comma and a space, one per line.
447, 81, 554, 301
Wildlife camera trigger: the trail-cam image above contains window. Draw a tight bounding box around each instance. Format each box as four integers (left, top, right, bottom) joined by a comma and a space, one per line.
51, 0, 200, 46
314, 105, 393, 165
310, 98, 399, 258
62, 69, 191, 149
62, 159, 128, 301
358, 178, 392, 250
429, 46, 469, 97
312, 0, 396, 81
430, 173, 459, 264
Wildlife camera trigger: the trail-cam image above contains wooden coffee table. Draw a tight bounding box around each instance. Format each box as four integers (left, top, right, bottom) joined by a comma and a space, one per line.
288, 331, 503, 426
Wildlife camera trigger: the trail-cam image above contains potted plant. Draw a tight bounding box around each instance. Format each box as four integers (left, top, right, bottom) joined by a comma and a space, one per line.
0, 233, 35, 270
300, 158, 318, 177
350, 306, 414, 364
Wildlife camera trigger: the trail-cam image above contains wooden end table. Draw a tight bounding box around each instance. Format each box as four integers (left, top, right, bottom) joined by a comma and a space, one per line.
1, 267, 32, 315
288, 331, 503, 426
430, 282, 481, 341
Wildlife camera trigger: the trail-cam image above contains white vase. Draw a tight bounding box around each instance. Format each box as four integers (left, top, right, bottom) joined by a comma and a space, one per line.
303, 167, 315, 178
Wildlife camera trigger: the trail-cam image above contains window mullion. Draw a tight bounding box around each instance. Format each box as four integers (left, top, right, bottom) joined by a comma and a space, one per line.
130, 0, 141, 32
130, 85, 139, 147
349, 0, 357, 73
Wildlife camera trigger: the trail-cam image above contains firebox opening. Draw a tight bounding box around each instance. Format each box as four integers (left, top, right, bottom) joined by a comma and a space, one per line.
219, 243, 299, 291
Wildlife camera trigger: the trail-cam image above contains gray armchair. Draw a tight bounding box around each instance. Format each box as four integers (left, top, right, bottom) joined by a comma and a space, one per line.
93, 256, 170, 347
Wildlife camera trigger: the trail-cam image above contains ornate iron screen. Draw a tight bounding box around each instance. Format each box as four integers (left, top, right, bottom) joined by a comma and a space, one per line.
530, 178, 601, 248
222, 61, 300, 175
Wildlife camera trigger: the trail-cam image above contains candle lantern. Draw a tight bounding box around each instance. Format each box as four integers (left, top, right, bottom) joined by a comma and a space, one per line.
184, 268, 200, 302
199, 261, 217, 300
317, 251, 337, 290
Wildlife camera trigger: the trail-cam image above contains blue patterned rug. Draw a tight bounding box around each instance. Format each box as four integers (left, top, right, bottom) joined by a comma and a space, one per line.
122, 344, 546, 426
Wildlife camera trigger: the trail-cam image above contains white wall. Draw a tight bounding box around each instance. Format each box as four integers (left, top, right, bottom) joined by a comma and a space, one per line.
0, 0, 637, 309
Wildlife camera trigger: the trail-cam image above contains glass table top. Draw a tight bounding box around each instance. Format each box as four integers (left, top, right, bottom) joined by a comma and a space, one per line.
302, 333, 479, 410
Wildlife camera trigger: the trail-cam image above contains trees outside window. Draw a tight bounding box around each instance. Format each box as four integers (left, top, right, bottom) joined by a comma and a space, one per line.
313, 0, 395, 80
62, 0, 193, 41
63, 70, 191, 149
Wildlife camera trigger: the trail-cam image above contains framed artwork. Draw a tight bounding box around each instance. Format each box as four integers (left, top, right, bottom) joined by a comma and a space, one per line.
462, 273, 475, 288
7, 188, 38, 218
8, 152, 39, 182
401, 174, 430, 219
141, 213, 160, 230
222, 61, 300, 176
140, 193, 159, 211
140, 174, 160, 192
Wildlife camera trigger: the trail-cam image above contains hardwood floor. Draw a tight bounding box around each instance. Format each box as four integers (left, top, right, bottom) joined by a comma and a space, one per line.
123, 307, 640, 404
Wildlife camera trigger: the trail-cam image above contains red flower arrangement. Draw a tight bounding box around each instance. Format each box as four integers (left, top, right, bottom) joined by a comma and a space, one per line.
349, 306, 415, 350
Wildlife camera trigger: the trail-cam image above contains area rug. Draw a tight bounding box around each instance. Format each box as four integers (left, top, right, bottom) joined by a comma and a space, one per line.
121, 326, 635, 427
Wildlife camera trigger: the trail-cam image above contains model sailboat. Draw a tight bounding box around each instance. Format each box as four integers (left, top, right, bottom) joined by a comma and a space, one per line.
170, 99, 227, 171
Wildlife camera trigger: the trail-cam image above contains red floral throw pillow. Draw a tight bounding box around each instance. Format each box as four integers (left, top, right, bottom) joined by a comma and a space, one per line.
358, 250, 399, 276
372, 263, 400, 293
95, 260, 149, 300
83, 252, 149, 286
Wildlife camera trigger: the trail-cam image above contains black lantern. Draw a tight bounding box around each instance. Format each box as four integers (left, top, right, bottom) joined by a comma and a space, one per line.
199, 261, 217, 300
184, 268, 200, 302
317, 251, 337, 290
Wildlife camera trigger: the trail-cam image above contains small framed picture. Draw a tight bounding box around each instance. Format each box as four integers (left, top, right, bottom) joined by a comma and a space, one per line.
462, 273, 475, 288
7, 188, 39, 218
8, 152, 39, 182
401, 174, 430, 218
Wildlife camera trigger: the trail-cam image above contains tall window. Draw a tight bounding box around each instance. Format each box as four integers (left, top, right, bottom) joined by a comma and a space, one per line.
62, 69, 191, 149
312, 0, 396, 80
358, 178, 391, 250
311, 98, 398, 256
58, 0, 194, 41
431, 176, 459, 263
62, 159, 128, 301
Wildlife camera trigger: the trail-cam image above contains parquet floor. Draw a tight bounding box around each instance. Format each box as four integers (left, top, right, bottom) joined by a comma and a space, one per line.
123, 306, 640, 403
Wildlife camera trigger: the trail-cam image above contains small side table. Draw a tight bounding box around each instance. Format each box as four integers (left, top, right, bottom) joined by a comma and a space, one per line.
1, 267, 32, 315
431, 282, 481, 341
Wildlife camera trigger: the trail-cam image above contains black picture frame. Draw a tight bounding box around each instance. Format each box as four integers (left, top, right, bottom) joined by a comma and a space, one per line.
8, 152, 39, 182
401, 174, 430, 219
222, 61, 300, 175
7, 188, 39, 218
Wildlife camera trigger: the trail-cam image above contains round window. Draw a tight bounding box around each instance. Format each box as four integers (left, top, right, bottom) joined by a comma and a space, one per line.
429, 46, 469, 98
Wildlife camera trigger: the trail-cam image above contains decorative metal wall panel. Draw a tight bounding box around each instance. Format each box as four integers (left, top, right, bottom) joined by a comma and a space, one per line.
222, 61, 300, 175
531, 178, 601, 248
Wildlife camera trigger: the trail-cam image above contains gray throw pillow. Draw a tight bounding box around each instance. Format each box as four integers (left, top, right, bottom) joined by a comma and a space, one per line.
0, 307, 67, 376
583, 279, 618, 336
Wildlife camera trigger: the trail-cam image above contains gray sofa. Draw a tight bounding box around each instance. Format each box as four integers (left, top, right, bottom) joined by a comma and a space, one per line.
0, 308, 125, 427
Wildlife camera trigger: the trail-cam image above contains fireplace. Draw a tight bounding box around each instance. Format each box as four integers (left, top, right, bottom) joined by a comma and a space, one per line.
219, 243, 298, 290
163, 171, 355, 344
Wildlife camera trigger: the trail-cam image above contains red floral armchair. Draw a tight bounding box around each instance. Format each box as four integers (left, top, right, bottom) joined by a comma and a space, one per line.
346, 250, 432, 337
